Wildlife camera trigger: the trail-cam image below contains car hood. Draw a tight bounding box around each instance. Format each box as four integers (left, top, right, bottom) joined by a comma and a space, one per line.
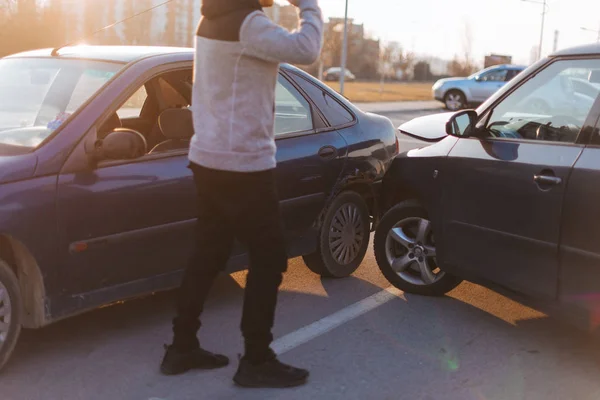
0, 153, 37, 184
436, 77, 469, 85
398, 112, 455, 141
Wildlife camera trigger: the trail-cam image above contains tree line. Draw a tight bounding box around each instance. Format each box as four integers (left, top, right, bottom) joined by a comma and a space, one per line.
0, 0, 479, 79
0, 0, 195, 58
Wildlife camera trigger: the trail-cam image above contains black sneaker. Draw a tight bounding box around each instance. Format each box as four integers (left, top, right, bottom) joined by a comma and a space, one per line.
233, 351, 309, 388
160, 345, 229, 376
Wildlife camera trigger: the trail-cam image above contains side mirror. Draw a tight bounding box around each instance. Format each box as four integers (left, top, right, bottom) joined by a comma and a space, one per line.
87, 128, 147, 167
446, 110, 478, 137
474, 76, 482, 82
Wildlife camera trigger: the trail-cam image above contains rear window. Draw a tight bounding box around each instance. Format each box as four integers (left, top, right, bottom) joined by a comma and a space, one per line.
291, 73, 355, 127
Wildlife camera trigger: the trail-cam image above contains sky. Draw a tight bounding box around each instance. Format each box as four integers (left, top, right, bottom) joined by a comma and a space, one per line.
293, 0, 600, 66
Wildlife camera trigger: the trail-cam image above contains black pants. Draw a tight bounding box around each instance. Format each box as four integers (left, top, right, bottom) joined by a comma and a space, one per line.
172, 163, 287, 361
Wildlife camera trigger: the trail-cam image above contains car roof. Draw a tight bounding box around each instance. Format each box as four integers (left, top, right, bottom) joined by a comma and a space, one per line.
551, 43, 600, 57
5, 45, 299, 71
6, 45, 195, 64
489, 64, 527, 70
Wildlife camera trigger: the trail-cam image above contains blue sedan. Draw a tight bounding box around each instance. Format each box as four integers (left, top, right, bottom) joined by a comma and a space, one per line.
0, 46, 398, 369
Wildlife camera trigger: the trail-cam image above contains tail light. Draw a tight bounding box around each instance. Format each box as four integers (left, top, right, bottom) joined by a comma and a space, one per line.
395, 136, 400, 155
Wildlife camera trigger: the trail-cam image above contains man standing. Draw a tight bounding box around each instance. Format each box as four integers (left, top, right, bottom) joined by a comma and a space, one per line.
160, 0, 323, 389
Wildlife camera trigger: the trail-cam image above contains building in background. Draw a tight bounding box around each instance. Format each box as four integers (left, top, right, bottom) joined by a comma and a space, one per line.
264, 3, 299, 32
53, 0, 202, 47
484, 54, 513, 68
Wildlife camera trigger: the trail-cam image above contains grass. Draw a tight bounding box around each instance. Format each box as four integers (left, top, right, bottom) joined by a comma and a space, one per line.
324, 81, 434, 103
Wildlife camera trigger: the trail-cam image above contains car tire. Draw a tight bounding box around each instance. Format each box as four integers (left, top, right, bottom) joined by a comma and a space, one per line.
444, 90, 466, 111
0, 258, 22, 372
374, 201, 462, 296
303, 191, 370, 278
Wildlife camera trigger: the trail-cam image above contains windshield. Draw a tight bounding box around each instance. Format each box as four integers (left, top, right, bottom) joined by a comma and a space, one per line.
0, 57, 123, 150
484, 59, 600, 142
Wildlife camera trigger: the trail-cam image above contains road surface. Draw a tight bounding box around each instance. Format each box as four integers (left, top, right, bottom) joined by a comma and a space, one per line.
3, 104, 600, 400
3, 250, 600, 400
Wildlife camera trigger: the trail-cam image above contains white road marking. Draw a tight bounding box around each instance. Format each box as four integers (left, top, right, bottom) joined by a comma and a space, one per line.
273, 287, 405, 355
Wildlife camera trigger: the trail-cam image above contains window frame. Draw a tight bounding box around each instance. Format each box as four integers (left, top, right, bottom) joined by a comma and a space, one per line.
470, 56, 600, 148
284, 69, 358, 132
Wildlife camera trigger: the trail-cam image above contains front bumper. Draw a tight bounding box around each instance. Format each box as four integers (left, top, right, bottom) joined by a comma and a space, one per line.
433, 87, 445, 102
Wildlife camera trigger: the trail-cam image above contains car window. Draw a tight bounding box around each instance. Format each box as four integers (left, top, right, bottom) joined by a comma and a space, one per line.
506, 70, 521, 82
0, 58, 122, 151
275, 75, 313, 136
66, 70, 116, 114
157, 77, 190, 109
480, 69, 508, 82
484, 59, 600, 143
117, 86, 148, 119
291, 73, 354, 127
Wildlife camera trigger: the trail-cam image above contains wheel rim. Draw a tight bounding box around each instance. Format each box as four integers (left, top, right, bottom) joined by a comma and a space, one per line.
446, 93, 463, 111
0, 281, 12, 345
329, 203, 366, 265
384, 217, 445, 286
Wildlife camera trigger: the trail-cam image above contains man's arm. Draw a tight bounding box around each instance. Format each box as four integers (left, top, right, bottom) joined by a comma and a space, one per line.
240, 0, 324, 65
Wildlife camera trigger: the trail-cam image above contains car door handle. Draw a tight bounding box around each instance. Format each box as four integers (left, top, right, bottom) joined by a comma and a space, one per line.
534, 175, 562, 186
318, 146, 337, 160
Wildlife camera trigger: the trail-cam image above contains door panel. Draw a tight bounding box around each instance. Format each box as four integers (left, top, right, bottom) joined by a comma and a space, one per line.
276, 132, 347, 234
57, 155, 196, 294
443, 138, 581, 298
471, 81, 505, 102
559, 147, 600, 309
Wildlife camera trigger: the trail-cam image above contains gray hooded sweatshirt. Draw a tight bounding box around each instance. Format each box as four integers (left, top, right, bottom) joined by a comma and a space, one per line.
189, 0, 324, 172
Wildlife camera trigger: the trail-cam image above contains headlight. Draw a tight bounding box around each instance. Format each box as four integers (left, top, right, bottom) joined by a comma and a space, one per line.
432, 80, 444, 90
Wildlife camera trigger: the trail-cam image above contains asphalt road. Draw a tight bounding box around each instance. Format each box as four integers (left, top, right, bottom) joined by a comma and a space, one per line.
4, 104, 600, 400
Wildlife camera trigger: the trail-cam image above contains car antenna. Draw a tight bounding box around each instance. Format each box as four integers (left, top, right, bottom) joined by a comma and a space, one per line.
51, 0, 175, 57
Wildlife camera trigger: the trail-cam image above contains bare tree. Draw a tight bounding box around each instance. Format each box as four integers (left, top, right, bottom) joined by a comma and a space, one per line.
448, 21, 478, 77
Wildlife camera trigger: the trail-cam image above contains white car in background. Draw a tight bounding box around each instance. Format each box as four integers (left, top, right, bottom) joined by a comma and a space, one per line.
433, 64, 526, 111
323, 67, 356, 82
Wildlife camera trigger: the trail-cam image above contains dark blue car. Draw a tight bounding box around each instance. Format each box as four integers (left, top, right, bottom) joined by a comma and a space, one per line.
0, 46, 398, 369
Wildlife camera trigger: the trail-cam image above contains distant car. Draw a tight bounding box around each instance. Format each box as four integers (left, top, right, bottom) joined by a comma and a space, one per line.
432, 64, 526, 111
324, 67, 356, 82
376, 43, 600, 334
0, 46, 399, 370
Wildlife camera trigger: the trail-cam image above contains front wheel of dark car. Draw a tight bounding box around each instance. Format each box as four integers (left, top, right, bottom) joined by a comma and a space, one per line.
0, 258, 22, 372
303, 191, 371, 278
374, 201, 462, 296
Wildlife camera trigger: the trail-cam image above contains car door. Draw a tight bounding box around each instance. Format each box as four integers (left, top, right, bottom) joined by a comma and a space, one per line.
56, 64, 196, 296
471, 68, 509, 102
556, 71, 600, 310
441, 58, 600, 299
274, 72, 348, 254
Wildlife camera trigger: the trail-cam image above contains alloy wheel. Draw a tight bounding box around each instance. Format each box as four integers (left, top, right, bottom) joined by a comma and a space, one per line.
384, 217, 444, 286
445, 93, 463, 111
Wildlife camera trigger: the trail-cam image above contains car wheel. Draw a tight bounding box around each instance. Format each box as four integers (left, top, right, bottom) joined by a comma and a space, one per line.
444, 90, 466, 111
374, 201, 462, 296
303, 191, 370, 278
0, 259, 22, 371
